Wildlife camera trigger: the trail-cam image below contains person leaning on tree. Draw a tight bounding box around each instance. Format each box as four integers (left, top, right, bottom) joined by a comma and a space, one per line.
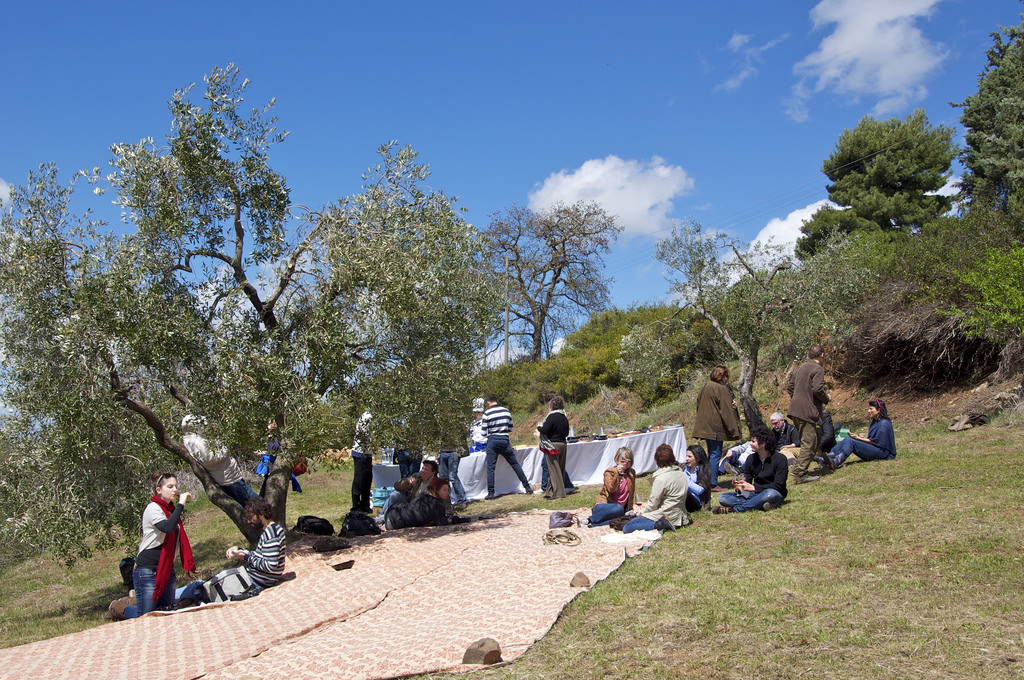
786, 344, 835, 484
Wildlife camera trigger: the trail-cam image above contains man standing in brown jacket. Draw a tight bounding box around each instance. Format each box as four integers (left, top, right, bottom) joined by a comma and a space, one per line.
786, 344, 834, 484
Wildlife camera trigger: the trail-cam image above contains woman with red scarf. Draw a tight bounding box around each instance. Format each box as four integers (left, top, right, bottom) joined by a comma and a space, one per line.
124, 472, 196, 618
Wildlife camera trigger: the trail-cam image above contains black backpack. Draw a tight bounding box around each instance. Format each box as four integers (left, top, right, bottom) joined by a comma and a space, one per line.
295, 515, 335, 535
340, 511, 382, 537
119, 557, 135, 588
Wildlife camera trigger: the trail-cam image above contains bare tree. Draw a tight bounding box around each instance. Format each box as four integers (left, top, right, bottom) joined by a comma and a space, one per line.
485, 201, 622, 361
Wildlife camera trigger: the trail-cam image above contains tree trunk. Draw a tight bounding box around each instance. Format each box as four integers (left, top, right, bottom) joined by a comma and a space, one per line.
736, 346, 765, 437
263, 463, 293, 527
529, 324, 544, 362
187, 462, 264, 544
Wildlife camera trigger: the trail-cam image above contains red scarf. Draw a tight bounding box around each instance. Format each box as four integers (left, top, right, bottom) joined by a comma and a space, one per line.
151, 496, 196, 604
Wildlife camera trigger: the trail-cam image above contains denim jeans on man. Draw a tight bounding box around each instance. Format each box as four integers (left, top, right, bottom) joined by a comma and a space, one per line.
438, 450, 468, 505
396, 449, 422, 479
717, 487, 783, 512
123, 564, 177, 618
485, 435, 531, 496
622, 516, 657, 533
222, 479, 258, 506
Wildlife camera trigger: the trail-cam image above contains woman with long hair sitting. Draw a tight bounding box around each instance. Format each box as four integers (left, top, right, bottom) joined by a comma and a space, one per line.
828, 398, 896, 467
681, 443, 712, 512
124, 472, 195, 618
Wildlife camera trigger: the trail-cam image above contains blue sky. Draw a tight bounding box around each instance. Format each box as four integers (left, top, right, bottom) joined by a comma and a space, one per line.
1, 0, 1019, 310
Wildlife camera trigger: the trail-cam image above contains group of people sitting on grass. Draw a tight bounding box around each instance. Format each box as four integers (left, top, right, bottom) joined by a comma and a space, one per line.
583, 394, 897, 528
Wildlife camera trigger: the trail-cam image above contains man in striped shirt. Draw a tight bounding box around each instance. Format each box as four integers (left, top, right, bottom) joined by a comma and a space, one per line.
483, 395, 534, 500
225, 496, 286, 597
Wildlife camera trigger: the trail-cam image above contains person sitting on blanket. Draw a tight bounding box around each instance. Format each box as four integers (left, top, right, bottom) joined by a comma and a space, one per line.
713, 425, 787, 514
225, 496, 286, 599
586, 447, 636, 527
381, 459, 452, 530
123, 472, 196, 619
380, 458, 452, 528
623, 444, 691, 533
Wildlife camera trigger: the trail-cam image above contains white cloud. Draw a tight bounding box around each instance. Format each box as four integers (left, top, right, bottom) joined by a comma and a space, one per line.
752, 199, 833, 256
716, 33, 787, 93
528, 156, 695, 238
727, 33, 752, 51
930, 174, 959, 197
0, 178, 10, 210
788, 0, 946, 121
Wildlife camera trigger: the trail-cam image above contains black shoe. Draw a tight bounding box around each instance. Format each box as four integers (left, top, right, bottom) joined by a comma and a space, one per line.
229, 585, 263, 602
484, 493, 496, 501
654, 517, 676, 532
793, 475, 820, 485
762, 502, 779, 511
523, 487, 534, 495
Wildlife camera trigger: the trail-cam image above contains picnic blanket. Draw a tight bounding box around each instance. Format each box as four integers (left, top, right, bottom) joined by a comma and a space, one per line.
0, 510, 653, 680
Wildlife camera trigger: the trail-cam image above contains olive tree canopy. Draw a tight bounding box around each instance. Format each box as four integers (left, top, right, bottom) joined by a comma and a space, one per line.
0, 66, 494, 558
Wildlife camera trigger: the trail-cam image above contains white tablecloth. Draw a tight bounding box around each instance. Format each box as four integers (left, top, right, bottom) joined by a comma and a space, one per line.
372, 425, 687, 501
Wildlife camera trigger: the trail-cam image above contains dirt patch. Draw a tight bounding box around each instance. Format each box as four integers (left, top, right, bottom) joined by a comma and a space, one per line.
825, 376, 1020, 428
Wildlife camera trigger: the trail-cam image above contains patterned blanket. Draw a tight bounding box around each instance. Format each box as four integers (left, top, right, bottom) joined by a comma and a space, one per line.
0, 510, 654, 680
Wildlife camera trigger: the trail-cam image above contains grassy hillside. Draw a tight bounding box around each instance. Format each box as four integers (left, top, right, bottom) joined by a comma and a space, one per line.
2, 410, 1022, 678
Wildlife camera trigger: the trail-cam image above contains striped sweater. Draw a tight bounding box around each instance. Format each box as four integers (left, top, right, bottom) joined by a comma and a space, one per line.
243, 522, 286, 588
482, 405, 514, 438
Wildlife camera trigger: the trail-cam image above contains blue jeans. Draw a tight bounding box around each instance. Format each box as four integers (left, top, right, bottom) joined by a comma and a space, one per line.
587, 503, 625, 526
485, 436, 531, 495
396, 449, 422, 479
124, 564, 176, 618
718, 488, 783, 512
438, 450, 467, 505
830, 437, 894, 466
706, 440, 724, 485
379, 489, 408, 522
175, 580, 207, 604
623, 516, 657, 533
222, 479, 258, 506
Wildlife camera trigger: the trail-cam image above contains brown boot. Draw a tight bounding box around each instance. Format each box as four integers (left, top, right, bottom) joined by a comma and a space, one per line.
106, 593, 136, 621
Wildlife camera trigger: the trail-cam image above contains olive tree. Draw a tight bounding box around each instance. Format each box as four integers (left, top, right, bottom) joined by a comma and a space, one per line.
0, 66, 494, 555
656, 220, 869, 433
485, 202, 622, 361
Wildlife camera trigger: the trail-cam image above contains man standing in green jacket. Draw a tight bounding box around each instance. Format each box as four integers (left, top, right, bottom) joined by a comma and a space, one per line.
786, 344, 834, 484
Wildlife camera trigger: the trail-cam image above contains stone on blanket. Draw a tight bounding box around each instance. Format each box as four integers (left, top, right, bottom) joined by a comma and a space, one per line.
463, 637, 503, 665
569, 571, 590, 588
